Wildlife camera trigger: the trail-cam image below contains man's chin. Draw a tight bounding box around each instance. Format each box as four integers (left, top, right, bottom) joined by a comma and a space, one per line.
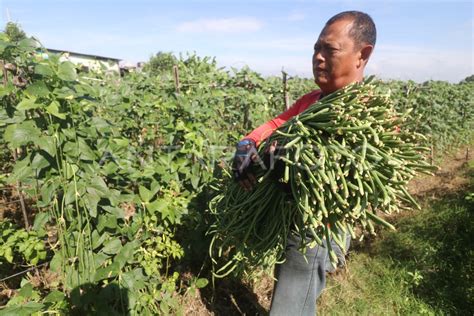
314, 76, 329, 88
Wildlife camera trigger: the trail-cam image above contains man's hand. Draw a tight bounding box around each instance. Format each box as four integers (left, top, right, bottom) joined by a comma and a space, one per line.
232, 139, 258, 191
232, 139, 280, 191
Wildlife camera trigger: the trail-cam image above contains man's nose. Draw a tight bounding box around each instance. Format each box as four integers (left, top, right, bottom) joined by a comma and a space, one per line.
313, 50, 324, 63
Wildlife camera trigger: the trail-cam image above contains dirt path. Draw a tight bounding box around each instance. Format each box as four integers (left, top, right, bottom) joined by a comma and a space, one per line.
408, 146, 472, 198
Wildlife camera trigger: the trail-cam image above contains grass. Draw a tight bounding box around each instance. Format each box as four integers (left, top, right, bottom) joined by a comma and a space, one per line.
318, 253, 435, 315
318, 160, 474, 315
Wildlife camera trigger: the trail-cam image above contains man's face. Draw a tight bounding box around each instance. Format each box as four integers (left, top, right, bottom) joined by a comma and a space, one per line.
312, 19, 363, 94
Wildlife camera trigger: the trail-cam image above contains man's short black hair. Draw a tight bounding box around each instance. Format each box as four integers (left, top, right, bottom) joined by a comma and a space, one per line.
326, 11, 376, 47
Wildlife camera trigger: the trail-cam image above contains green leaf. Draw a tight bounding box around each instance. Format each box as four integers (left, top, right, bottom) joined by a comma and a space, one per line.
107, 189, 121, 206
139, 185, 153, 203
102, 239, 122, 255
4, 247, 13, 263
97, 214, 117, 232
63, 181, 77, 205
38, 181, 58, 208
147, 199, 168, 215
190, 175, 200, 190
195, 278, 209, 288
92, 230, 108, 250
90, 176, 109, 196
78, 138, 96, 161
0, 302, 44, 316
94, 261, 120, 282
34, 63, 54, 77
102, 206, 125, 219
58, 61, 77, 81
94, 252, 109, 268
43, 290, 65, 303
4, 121, 41, 148
50, 252, 62, 272
17, 97, 40, 111
18, 282, 34, 297
31, 151, 50, 171
9, 157, 33, 183
0, 83, 14, 97
139, 182, 160, 203
0, 40, 12, 54
84, 189, 100, 218
18, 38, 39, 49
121, 268, 146, 292
92, 117, 111, 134
25, 81, 50, 98
46, 101, 66, 120
104, 215, 117, 229
32, 212, 50, 232
36, 135, 57, 157
53, 86, 76, 99
115, 241, 137, 269
62, 161, 79, 180
62, 141, 80, 157
112, 138, 129, 147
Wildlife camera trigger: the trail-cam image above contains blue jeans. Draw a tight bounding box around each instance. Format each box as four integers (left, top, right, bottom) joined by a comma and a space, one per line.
269, 231, 351, 315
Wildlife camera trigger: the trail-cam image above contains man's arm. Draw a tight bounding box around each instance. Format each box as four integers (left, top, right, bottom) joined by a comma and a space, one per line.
232, 89, 322, 189
242, 89, 322, 146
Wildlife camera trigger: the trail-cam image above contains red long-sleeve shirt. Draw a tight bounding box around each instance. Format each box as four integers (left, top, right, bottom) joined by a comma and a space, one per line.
243, 89, 323, 146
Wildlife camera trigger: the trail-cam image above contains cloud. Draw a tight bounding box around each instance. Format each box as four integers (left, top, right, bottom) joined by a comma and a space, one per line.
176, 17, 263, 33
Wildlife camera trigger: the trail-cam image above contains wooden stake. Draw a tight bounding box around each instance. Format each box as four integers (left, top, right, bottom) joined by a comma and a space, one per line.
173, 65, 180, 94
282, 71, 289, 110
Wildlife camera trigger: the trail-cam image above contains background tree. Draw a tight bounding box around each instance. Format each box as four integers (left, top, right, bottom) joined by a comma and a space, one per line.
144, 51, 177, 75
4, 22, 27, 42
460, 74, 474, 84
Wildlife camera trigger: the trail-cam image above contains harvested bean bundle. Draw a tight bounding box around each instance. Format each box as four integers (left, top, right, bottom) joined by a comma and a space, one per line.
209, 76, 436, 278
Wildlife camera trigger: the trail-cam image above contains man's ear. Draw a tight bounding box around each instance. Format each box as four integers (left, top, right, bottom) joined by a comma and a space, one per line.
358, 45, 374, 67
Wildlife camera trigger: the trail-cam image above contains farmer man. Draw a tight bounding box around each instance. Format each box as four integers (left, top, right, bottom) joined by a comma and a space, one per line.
232, 11, 376, 315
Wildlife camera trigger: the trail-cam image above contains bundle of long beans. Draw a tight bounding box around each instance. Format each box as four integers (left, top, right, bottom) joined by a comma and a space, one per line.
209, 76, 436, 277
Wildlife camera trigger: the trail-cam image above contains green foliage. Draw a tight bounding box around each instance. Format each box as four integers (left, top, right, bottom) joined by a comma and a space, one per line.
0, 221, 47, 267
461, 74, 474, 83
4, 22, 27, 42
0, 282, 68, 315
143, 51, 177, 75
384, 80, 474, 156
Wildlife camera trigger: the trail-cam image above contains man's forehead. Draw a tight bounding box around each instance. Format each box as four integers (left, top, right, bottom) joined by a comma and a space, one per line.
319, 19, 353, 40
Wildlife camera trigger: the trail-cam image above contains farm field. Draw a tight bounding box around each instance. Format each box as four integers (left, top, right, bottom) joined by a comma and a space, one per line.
0, 30, 473, 315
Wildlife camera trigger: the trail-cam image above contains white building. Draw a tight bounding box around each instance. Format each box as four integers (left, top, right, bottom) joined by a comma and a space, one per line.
46, 48, 121, 74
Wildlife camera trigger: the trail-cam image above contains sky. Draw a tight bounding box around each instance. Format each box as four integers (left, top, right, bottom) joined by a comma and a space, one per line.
1, 0, 473, 83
